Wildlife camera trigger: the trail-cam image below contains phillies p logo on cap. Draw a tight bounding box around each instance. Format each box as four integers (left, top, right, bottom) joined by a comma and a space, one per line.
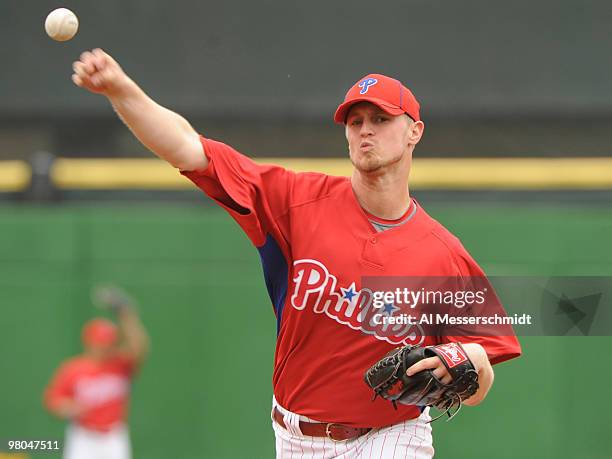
358, 78, 378, 94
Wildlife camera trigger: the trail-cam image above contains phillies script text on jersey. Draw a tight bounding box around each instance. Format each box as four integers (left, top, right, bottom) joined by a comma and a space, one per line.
291, 258, 424, 346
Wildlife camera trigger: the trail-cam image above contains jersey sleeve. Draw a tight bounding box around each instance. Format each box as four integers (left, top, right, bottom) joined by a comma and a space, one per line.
441, 245, 522, 366
181, 136, 296, 247
43, 363, 75, 412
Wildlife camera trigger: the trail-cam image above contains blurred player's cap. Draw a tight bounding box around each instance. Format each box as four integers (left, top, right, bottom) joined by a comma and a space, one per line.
82, 318, 118, 347
334, 74, 420, 124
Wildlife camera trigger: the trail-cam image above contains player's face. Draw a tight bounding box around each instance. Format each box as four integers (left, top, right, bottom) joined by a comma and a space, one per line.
345, 102, 422, 174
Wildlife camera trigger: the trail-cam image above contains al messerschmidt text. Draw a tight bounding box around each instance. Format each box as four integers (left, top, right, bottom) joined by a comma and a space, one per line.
372, 313, 532, 326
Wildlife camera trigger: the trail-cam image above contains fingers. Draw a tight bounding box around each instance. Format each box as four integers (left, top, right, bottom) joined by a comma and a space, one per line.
406, 356, 453, 384
71, 73, 83, 87
432, 366, 453, 385
72, 63, 97, 89
89, 48, 107, 73
406, 356, 439, 376
71, 62, 91, 88
92, 48, 111, 67
72, 61, 88, 79
72, 53, 96, 87
79, 48, 108, 69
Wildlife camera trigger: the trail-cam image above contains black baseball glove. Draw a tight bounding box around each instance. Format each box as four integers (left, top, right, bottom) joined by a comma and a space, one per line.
364, 342, 479, 421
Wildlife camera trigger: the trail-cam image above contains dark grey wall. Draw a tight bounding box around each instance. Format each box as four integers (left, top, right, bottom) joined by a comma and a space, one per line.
2, 0, 612, 157
3, 0, 612, 118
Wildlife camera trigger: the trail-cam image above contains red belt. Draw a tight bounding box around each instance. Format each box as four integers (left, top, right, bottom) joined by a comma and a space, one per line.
272, 407, 371, 442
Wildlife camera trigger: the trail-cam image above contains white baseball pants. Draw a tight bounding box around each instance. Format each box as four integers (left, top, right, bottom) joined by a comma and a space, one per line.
63, 423, 131, 459
272, 398, 434, 459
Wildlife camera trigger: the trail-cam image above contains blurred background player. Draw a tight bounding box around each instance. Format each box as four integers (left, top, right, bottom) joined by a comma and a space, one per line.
43, 285, 149, 459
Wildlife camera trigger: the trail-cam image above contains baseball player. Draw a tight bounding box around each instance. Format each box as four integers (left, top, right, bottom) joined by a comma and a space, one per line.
70, 49, 521, 458
43, 286, 149, 459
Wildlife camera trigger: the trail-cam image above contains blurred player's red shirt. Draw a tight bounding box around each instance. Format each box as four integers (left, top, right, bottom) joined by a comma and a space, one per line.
182, 137, 522, 427
44, 354, 136, 432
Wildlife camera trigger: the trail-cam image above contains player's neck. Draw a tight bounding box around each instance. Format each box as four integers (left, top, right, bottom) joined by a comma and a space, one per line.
351, 170, 411, 220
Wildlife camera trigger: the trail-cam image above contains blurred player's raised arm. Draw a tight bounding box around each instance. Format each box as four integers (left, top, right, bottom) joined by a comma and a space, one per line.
72, 48, 206, 171
92, 284, 150, 364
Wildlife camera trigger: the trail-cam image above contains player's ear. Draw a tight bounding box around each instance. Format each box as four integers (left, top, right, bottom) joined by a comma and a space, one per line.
407, 120, 425, 145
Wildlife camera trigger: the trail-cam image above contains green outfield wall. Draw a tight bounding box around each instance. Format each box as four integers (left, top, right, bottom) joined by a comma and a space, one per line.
1, 203, 610, 458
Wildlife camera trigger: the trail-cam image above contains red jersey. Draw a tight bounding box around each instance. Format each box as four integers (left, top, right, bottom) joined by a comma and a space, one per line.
182, 136, 521, 428
44, 354, 136, 432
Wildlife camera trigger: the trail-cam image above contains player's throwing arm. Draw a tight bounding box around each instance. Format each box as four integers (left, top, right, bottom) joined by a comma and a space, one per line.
71, 48, 206, 171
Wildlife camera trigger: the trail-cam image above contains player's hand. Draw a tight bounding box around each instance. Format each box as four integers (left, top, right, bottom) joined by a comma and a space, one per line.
54, 399, 87, 420
406, 343, 487, 384
72, 48, 131, 97
92, 284, 136, 314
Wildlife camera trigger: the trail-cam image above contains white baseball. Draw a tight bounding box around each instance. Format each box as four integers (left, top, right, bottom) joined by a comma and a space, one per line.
45, 8, 79, 42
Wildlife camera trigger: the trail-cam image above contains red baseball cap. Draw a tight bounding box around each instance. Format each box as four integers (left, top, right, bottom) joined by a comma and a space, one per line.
82, 318, 118, 347
334, 74, 421, 124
